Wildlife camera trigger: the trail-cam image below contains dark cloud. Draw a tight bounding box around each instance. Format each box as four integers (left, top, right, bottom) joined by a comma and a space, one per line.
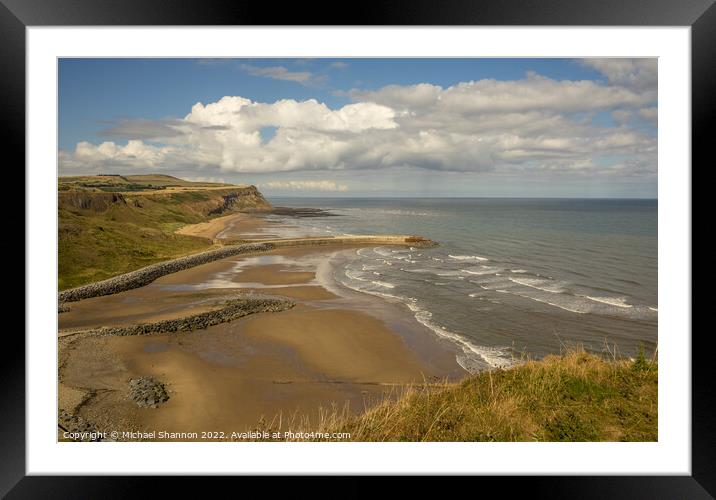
99, 119, 187, 140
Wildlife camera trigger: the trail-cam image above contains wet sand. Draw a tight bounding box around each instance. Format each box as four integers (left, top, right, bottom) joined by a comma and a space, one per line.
59, 219, 464, 440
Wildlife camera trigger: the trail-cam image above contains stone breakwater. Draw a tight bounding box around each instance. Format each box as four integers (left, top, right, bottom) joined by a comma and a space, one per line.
58, 242, 275, 303
58, 235, 437, 303
88, 296, 294, 337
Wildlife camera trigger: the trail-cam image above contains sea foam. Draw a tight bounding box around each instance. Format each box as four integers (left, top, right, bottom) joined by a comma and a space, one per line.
509, 277, 564, 293
585, 296, 633, 308
449, 254, 489, 262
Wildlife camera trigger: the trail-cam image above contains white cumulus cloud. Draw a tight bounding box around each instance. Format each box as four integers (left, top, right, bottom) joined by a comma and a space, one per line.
60, 140, 174, 170
59, 64, 657, 179
581, 58, 657, 90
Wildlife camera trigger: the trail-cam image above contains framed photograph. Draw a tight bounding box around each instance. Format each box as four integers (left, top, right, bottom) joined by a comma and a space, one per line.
8, 0, 710, 493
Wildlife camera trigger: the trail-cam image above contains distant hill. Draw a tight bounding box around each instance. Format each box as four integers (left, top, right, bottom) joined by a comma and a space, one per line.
58, 174, 270, 290
58, 174, 238, 192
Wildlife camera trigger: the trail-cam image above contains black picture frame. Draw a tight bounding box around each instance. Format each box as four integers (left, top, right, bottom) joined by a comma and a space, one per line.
5, 0, 710, 495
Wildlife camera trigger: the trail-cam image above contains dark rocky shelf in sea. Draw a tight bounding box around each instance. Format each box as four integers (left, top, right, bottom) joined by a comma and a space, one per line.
269, 207, 340, 218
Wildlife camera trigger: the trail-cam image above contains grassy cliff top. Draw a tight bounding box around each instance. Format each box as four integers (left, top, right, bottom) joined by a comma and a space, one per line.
59, 174, 241, 192
281, 348, 657, 442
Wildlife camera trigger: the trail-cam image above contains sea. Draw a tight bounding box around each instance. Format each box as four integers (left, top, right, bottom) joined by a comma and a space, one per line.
262, 197, 658, 373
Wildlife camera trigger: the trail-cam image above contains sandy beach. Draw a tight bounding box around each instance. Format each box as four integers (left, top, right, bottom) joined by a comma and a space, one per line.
58, 213, 463, 440
175, 212, 269, 240
51, 57, 662, 453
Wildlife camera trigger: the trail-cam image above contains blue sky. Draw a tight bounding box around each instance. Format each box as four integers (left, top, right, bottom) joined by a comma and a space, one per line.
59, 58, 658, 198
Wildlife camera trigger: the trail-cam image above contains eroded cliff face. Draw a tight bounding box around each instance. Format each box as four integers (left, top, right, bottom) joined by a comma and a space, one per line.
59, 185, 271, 216
58, 191, 128, 212
207, 186, 271, 215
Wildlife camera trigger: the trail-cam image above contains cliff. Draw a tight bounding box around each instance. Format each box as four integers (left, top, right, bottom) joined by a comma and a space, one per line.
58, 175, 272, 290
59, 185, 271, 216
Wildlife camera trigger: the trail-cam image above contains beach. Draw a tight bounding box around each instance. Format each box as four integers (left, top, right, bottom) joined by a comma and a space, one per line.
58, 198, 658, 441
174, 212, 268, 240
58, 212, 464, 440
49, 55, 663, 454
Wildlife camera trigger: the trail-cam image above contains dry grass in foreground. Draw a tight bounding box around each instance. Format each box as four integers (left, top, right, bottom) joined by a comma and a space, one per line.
266, 348, 657, 442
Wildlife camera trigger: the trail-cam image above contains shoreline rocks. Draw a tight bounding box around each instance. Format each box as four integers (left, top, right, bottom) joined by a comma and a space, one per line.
90, 296, 295, 337
269, 206, 339, 218
58, 242, 275, 303
267, 235, 439, 249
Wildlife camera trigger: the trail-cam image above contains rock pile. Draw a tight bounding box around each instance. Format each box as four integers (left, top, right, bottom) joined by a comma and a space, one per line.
92, 296, 294, 337
59, 409, 99, 441
129, 377, 170, 408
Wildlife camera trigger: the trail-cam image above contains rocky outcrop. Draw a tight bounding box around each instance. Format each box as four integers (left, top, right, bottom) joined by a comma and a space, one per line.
265, 235, 439, 249
58, 242, 275, 302
208, 186, 271, 215
269, 207, 338, 217
129, 377, 170, 408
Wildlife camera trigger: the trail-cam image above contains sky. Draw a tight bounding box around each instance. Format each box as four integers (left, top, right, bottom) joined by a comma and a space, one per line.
58, 58, 657, 198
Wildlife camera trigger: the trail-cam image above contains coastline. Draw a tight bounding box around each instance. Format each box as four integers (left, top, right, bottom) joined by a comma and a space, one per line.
60, 218, 435, 303
58, 211, 464, 440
